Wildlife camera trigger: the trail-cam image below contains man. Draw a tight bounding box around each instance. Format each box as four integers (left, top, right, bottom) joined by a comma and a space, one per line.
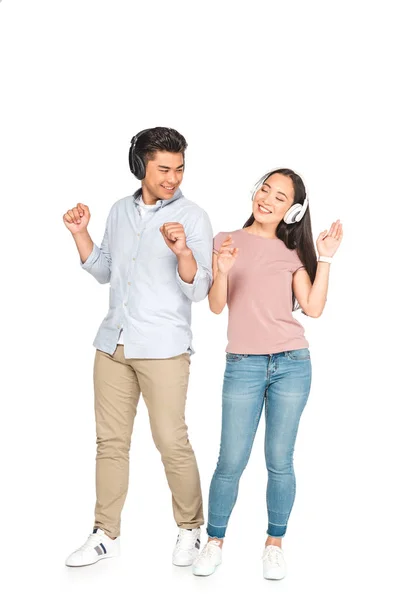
63, 127, 213, 567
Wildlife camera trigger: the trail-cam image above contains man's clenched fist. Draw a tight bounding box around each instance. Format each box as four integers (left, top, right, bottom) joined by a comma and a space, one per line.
63, 203, 91, 234
159, 222, 191, 256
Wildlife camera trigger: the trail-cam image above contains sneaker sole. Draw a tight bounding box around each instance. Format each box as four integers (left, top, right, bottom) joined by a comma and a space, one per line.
65, 552, 120, 568
263, 570, 286, 580
192, 560, 221, 577
172, 549, 199, 567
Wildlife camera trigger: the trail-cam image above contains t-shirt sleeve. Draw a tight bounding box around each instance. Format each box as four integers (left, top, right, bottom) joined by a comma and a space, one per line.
292, 250, 306, 274
213, 232, 228, 255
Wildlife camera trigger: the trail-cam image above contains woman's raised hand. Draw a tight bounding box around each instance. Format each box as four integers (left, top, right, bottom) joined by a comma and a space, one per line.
316, 220, 343, 258
216, 235, 239, 274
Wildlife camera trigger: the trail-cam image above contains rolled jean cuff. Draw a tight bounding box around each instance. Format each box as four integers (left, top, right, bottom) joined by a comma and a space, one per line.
207, 525, 226, 539
207, 513, 227, 539
267, 522, 287, 538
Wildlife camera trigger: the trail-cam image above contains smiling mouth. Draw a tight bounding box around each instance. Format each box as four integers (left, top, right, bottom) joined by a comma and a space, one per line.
258, 204, 272, 214
161, 185, 175, 191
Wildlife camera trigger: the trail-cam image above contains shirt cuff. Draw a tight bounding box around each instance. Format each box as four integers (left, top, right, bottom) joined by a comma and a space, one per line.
176, 262, 201, 289
80, 244, 100, 270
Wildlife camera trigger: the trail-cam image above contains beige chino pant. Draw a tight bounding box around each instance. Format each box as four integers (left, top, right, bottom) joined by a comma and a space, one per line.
93, 346, 204, 538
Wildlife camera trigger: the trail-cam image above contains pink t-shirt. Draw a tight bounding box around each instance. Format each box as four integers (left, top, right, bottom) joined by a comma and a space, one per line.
214, 229, 309, 354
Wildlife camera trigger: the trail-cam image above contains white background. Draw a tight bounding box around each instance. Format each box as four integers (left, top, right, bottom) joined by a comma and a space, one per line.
1, 1, 399, 598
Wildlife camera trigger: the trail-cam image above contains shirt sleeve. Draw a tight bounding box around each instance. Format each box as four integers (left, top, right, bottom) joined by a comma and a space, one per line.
292, 249, 306, 274
213, 232, 228, 255
176, 210, 213, 302
81, 212, 112, 284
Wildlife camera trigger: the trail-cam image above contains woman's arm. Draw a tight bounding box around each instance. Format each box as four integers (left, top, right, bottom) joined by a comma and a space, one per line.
208, 235, 239, 314
292, 264, 330, 317
292, 219, 343, 318
208, 254, 229, 314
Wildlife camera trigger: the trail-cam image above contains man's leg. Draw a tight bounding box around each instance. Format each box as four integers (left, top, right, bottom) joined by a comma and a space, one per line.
94, 346, 141, 538
131, 352, 202, 565
132, 352, 203, 529
65, 346, 140, 567
132, 354, 204, 529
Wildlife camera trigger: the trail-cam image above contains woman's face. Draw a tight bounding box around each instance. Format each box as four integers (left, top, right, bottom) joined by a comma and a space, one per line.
252, 173, 295, 226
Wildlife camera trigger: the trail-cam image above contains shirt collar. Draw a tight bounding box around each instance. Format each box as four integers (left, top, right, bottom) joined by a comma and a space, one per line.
133, 187, 183, 209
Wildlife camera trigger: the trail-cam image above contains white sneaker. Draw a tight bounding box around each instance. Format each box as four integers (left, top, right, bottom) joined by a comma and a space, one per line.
262, 545, 286, 580
172, 527, 201, 566
65, 528, 120, 567
192, 540, 222, 576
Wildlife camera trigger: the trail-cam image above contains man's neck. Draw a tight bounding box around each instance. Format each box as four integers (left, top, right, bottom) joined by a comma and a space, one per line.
141, 186, 158, 205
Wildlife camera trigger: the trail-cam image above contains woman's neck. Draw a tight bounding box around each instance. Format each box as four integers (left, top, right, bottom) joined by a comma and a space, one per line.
247, 221, 278, 239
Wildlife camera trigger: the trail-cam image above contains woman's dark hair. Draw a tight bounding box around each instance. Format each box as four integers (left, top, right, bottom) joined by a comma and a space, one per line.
136, 127, 187, 164
243, 168, 317, 311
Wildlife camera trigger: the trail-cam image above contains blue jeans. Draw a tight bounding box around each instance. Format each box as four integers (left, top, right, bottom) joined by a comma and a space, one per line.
207, 349, 312, 539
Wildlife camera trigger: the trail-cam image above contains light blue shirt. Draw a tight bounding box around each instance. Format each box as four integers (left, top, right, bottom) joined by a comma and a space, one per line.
81, 188, 213, 358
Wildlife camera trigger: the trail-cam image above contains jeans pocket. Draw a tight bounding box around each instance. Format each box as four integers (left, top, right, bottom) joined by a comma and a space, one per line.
226, 353, 248, 362
285, 348, 310, 361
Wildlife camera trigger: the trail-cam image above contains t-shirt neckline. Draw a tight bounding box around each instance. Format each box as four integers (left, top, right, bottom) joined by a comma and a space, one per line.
241, 228, 280, 240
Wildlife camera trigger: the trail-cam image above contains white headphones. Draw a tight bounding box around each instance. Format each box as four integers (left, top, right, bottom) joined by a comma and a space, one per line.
251, 172, 309, 224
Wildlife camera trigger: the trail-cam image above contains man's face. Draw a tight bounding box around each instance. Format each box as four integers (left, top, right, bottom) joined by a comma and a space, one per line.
142, 151, 184, 201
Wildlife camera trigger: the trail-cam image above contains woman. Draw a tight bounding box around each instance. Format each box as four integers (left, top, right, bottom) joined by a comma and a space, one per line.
192, 168, 343, 579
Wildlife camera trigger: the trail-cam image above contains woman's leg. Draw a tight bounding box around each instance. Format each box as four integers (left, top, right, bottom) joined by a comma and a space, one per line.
207, 354, 268, 542
264, 349, 312, 543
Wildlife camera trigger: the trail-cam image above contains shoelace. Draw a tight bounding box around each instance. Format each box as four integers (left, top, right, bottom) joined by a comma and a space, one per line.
176, 529, 197, 551
80, 532, 105, 551
196, 541, 221, 564
263, 546, 283, 567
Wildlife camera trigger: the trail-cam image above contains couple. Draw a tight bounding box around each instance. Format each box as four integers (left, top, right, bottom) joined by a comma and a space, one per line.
63, 127, 343, 580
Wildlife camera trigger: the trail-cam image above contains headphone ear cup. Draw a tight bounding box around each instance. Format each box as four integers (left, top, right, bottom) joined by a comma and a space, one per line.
283, 204, 301, 224
128, 143, 135, 174
129, 129, 151, 179
284, 197, 308, 224
133, 154, 146, 180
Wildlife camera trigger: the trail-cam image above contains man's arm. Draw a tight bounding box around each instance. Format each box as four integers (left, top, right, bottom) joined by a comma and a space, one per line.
73, 229, 94, 263
160, 211, 213, 302
63, 202, 112, 284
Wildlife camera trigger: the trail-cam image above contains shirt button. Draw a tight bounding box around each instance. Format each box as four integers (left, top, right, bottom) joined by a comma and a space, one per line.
117, 325, 121, 329
128, 282, 131, 285
132, 258, 136, 261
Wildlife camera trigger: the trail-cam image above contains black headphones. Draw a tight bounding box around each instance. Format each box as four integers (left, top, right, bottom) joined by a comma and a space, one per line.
128, 128, 151, 180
